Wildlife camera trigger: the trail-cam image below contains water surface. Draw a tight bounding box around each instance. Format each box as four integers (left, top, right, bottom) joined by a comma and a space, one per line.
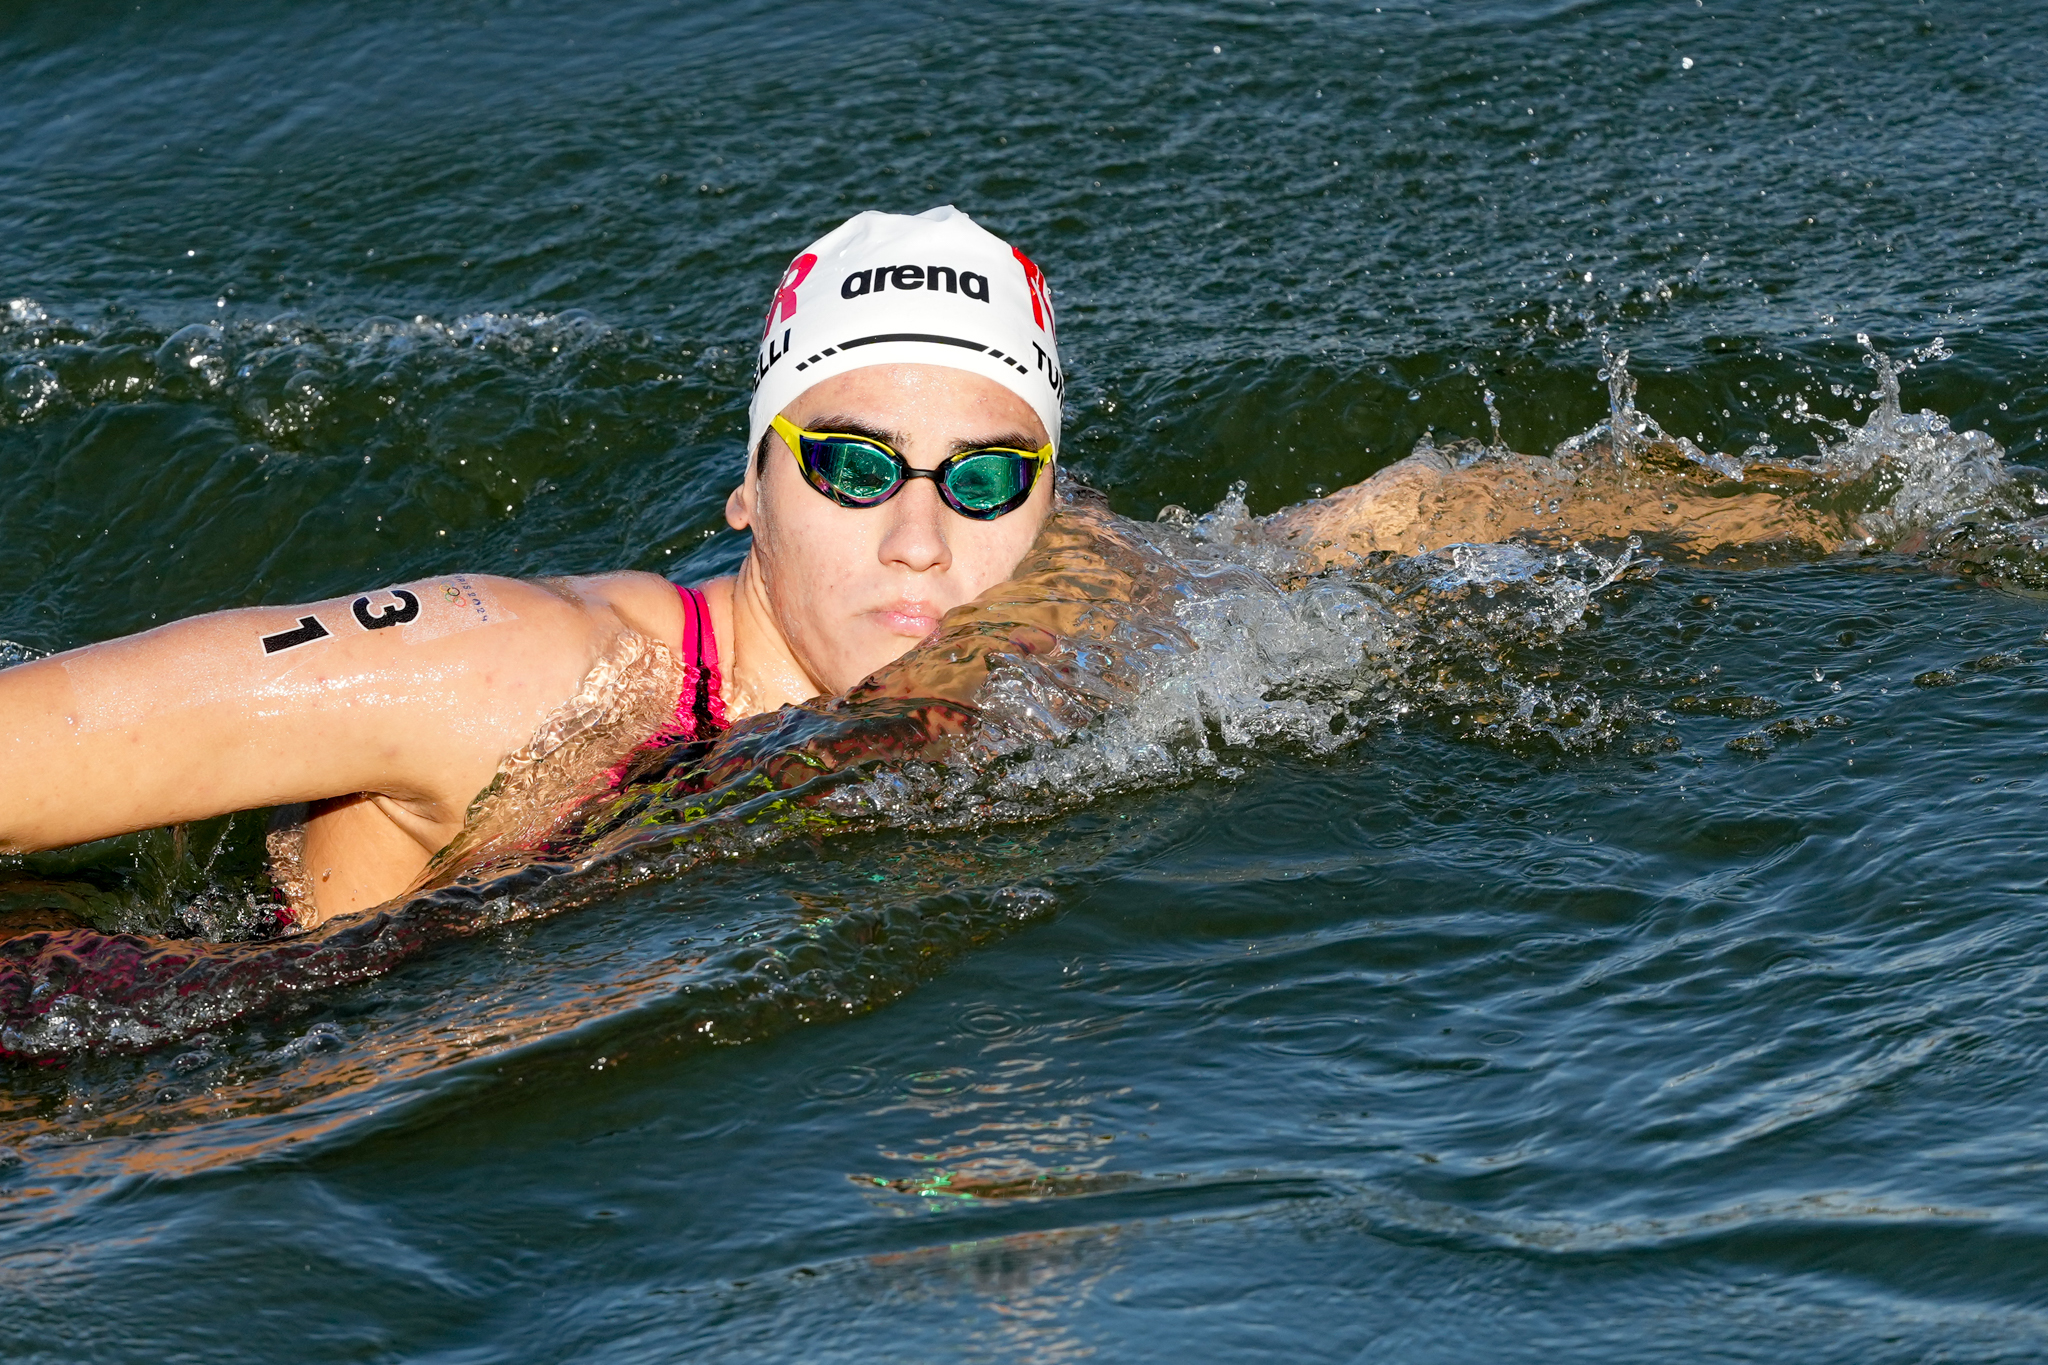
5, 1, 2048, 1359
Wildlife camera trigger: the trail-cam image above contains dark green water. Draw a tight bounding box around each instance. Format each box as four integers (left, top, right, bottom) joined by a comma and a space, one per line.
6, 0, 2048, 1358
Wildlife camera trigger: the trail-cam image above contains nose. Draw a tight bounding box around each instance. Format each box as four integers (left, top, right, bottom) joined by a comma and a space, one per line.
876, 474, 953, 575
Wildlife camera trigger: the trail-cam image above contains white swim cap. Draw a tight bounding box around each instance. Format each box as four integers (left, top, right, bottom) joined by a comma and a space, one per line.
746, 205, 1064, 466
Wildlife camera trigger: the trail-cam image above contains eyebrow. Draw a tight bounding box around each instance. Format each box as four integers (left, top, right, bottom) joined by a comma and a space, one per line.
804, 415, 906, 449
803, 415, 1045, 459
950, 430, 1043, 456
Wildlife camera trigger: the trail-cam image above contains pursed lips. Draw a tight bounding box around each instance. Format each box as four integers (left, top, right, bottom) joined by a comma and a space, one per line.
868, 601, 946, 639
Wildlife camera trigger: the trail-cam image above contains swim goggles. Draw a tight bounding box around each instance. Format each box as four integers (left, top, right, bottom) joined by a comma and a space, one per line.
770, 413, 1050, 521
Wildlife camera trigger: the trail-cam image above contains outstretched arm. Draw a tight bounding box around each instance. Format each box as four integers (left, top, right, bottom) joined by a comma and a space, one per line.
1264, 437, 1857, 566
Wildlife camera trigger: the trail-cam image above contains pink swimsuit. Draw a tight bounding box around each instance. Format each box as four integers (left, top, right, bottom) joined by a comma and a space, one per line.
596, 583, 727, 795
599, 581, 726, 792
667, 582, 728, 742
593, 581, 729, 794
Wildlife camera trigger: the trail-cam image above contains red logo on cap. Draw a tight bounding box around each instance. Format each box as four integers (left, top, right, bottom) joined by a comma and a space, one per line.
1013, 246, 1053, 332
763, 252, 817, 337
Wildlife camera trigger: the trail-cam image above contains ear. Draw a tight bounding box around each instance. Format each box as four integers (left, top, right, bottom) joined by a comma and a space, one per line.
725, 473, 756, 531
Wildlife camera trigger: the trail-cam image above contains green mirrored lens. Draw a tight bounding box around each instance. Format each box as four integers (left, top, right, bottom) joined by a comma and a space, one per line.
810, 439, 899, 500
944, 452, 1031, 510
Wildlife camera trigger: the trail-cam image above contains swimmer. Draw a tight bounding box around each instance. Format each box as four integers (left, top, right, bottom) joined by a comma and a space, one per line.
0, 207, 1857, 929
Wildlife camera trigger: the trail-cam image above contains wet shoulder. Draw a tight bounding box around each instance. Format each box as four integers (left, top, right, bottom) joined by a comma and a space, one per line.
537, 571, 688, 652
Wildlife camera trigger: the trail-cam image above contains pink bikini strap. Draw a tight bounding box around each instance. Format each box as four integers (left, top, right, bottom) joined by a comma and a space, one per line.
674, 583, 726, 733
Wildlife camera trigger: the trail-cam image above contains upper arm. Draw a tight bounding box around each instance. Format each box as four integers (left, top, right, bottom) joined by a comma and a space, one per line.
0, 573, 616, 852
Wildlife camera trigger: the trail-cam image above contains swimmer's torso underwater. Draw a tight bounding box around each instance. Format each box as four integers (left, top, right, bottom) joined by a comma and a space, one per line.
12, 4, 2048, 1356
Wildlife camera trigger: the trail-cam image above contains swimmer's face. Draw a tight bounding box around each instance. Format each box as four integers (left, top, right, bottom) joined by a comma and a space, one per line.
725, 363, 1054, 697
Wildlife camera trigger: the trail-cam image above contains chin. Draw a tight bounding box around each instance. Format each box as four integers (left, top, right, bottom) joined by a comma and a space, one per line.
842, 632, 923, 689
